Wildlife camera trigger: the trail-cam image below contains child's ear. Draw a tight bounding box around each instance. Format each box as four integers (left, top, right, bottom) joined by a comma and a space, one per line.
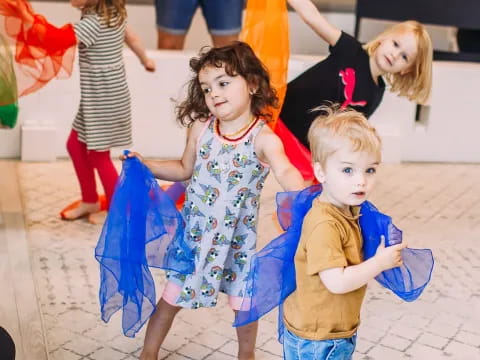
313, 162, 326, 184
248, 78, 259, 95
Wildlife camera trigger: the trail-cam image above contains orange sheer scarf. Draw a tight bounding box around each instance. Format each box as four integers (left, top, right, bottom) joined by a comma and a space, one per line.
240, 0, 289, 130
0, 0, 77, 96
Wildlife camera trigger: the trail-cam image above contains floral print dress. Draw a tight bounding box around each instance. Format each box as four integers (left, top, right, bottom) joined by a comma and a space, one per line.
167, 118, 270, 309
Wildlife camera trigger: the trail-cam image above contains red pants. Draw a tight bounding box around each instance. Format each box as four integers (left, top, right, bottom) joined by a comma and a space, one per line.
66, 129, 118, 208
274, 118, 314, 181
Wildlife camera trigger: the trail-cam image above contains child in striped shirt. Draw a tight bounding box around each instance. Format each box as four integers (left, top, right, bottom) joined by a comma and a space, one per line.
62, 0, 155, 224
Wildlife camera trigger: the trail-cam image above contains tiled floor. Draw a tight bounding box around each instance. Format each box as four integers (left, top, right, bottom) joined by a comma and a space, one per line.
5, 160, 480, 359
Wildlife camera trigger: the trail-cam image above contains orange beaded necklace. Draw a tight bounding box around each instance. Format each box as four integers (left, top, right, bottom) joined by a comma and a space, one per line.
214, 116, 259, 142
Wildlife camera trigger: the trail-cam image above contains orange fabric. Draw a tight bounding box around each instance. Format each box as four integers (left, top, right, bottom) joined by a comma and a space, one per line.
60, 195, 108, 220
240, 0, 289, 130
0, 0, 77, 96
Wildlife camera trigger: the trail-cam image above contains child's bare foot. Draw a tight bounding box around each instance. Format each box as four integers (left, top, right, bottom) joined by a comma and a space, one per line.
88, 210, 107, 225
61, 201, 100, 220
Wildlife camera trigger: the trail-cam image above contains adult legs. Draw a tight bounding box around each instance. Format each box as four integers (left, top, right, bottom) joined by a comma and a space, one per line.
155, 0, 196, 49
211, 33, 239, 47
203, 0, 242, 48
157, 29, 187, 49
157, 29, 238, 49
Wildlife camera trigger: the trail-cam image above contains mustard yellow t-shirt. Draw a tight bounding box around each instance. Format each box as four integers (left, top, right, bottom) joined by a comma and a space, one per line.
283, 199, 367, 340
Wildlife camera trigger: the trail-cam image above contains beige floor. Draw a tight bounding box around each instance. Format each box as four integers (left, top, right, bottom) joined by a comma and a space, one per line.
2, 160, 480, 359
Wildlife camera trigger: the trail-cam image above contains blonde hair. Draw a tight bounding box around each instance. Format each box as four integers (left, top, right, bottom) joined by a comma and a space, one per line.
308, 105, 382, 167
365, 20, 432, 104
83, 0, 127, 27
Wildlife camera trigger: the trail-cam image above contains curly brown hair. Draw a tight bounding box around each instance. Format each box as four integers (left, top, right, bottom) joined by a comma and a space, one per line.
176, 41, 279, 127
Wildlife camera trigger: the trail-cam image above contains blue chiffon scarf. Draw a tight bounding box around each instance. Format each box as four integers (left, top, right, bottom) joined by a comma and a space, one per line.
95, 154, 194, 337
233, 185, 434, 342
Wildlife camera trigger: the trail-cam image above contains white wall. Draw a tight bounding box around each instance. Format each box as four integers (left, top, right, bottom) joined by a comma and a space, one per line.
401, 61, 480, 162
8, 50, 194, 160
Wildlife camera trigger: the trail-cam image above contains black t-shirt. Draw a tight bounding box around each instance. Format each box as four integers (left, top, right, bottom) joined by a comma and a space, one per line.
280, 32, 385, 148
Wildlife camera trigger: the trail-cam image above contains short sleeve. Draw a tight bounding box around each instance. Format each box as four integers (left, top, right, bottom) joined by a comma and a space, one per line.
74, 14, 100, 47
328, 31, 362, 58
303, 221, 347, 275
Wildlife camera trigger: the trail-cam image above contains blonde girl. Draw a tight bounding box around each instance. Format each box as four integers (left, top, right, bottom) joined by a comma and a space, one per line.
276, 0, 432, 181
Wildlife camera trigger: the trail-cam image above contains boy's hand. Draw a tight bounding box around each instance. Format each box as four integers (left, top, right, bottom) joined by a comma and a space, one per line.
374, 235, 407, 271
143, 58, 156, 72
119, 151, 144, 163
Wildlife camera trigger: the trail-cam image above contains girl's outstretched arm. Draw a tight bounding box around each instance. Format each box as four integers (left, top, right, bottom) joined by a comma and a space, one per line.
255, 127, 304, 191
124, 24, 155, 72
124, 120, 204, 181
287, 0, 341, 46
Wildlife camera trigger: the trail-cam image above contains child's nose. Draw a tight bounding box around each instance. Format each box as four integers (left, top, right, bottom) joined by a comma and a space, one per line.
392, 48, 402, 60
356, 173, 366, 186
209, 87, 219, 98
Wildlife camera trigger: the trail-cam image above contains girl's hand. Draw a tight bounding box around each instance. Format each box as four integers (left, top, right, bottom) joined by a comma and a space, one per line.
120, 151, 144, 163
143, 58, 156, 72
374, 235, 407, 271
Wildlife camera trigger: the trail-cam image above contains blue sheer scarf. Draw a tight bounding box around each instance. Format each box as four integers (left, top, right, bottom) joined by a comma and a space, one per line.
95, 154, 194, 337
234, 185, 434, 341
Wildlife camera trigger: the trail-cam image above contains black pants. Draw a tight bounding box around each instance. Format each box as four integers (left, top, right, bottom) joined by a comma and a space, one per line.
0, 327, 15, 360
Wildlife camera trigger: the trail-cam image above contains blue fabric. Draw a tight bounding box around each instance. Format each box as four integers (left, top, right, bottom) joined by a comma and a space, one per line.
359, 201, 434, 302
234, 185, 434, 342
233, 186, 318, 329
165, 181, 186, 203
95, 152, 194, 337
283, 328, 356, 360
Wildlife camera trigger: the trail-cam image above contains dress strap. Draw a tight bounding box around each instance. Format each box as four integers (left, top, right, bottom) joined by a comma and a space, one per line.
196, 118, 213, 146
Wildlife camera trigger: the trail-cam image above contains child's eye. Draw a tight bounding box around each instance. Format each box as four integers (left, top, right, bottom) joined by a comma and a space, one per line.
342, 167, 353, 174
366, 167, 377, 174
219, 81, 229, 87
393, 40, 399, 47
202, 88, 211, 94
402, 53, 408, 61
